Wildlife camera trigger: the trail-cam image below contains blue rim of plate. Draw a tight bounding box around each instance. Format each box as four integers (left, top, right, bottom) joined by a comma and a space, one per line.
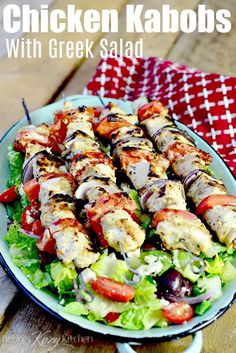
0, 97, 235, 344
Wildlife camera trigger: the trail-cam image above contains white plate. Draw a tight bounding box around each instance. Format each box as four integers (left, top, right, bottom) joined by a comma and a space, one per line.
0, 95, 235, 342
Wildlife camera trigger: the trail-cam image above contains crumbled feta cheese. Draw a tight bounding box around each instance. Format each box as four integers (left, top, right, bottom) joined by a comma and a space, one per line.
137, 261, 163, 276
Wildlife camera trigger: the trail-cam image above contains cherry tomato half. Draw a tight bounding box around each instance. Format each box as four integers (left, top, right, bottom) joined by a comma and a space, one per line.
91, 276, 135, 303
23, 179, 40, 203
162, 302, 194, 324
0, 185, 18, 203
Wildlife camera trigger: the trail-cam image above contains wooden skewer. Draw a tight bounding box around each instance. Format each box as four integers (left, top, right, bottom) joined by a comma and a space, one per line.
22, 98, 32, 125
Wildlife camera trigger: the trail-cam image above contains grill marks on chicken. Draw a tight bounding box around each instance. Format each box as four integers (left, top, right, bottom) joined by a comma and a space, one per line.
94, 102, 212, 254
132, 97, 235, 249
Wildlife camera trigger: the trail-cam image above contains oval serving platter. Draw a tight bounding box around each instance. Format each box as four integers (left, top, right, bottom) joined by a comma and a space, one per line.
0, 94, 235, 343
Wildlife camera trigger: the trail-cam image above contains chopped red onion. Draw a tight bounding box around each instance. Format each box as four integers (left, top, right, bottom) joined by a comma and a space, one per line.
19, 228, 40, 239
164, 291, 212, 305
183, 169, 213, 190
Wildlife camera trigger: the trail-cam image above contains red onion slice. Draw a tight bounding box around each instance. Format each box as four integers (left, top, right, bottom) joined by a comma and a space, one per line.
183, 169, 213, 190
22, 151, 47, 184
164, 291, 212, 305
140, 179, 182, 209
19, 228, 40, 239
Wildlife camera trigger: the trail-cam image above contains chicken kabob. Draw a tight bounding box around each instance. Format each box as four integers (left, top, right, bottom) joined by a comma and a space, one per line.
13, 102, 101, 302
91, 100, 212, 274
44, 103, 146, 286
132, 97, 236, 249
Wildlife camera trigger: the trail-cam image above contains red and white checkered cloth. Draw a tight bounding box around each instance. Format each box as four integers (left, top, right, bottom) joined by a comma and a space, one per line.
84, 56, 236, 175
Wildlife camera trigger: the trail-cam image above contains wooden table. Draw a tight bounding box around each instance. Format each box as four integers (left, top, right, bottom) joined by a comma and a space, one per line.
0, 1, 235, 352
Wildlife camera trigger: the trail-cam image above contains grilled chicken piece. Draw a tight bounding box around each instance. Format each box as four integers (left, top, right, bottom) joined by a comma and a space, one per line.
154, 127, 195, 153
99, 102, 128, 121
204, 205, 236, 249
63, 130, 100, 158
96, 114, 134, 139
117, 148, 169, 189
152, 210, 212, 255
70, 152, 114, 180
186, 171, 227, 206
54, 106, 94, 137
101, 209, 145, 252
14, 124, 50, 151
44, 219, 100, 268
75, 176, 119, 201
140, 180, 186, 212
111, 126, 144, 144
74, 162, 116, 184
113, 137, 154, 161
24, 143, 46, 167
40, 194, 75, 228
141, 115, 175, 137
32, 151, 67, 178
166, 143, 212, 179
38, 173, 75, 203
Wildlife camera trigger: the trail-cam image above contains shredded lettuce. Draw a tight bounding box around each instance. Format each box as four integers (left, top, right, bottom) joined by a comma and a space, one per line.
63, 301, 89, 316
195, 300, 211, 316
221, 261, 236, 283
134, 277, 157, 304
4, 223, 52, 289
5, 145, 29, 221
197, 275, 222, 300
172, 250, 201, 282
7, 144, 24, 188
111, 300, 167, 330
47, 261, 77, 295
91, 253, 130, 282
203, 242, 227, 258
205, 255, 224, 275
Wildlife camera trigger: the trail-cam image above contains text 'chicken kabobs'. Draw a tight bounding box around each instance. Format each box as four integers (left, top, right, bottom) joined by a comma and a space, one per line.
92, 102, 212, 257
132, 97, 236, 249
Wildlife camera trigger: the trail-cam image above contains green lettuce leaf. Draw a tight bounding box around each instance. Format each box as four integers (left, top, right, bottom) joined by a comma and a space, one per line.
221, 261, 236, 283
7, 144, 24, 188
134, 277, 157, 304
172, 250, 201, 282
205, 255, 224, 275
63, 301, 89, 316
111, 300, 168, 330
4, 223, 52, 289
91, 254, 130, 282
48, 261, 77, 294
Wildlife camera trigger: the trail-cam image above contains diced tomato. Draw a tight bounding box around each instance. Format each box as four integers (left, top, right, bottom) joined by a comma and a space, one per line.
0, 185, 18, 203
50, 120, 68, 143
23, 179, 40, 203
196, 194, 236, 216
93, 106, 104, 118
13, 141, 25, 153
32, 220, 45, 235
152, 209, 197, 228
119, 148, 156, 170
37, 229, 56, 254
105, 312, 120, 323
21, 205, 40, 232
165, 142, 212, 165
162, 302, 194, 324
138, 100, 167, 122
91, 276, 135, 302
95, 116, 132, 139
